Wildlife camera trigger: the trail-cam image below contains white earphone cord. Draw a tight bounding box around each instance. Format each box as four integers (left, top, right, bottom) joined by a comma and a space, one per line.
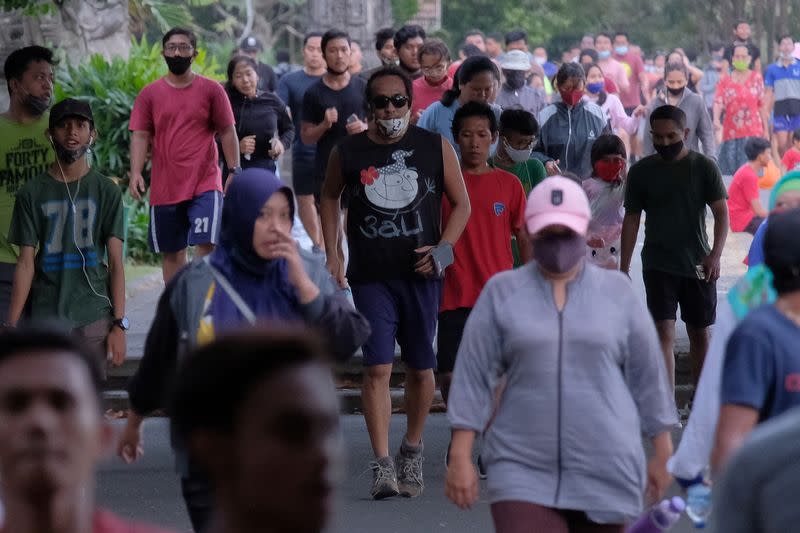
49, 136, 113, 308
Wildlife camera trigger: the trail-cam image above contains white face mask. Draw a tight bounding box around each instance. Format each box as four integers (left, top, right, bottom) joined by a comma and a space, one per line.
503, 138, 533, 163
780, 51, 795, 60
534, 55, 546, 66
377, 110, 411, 138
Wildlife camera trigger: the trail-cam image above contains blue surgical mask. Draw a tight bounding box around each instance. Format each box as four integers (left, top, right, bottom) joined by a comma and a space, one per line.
586, 82, 604, 94
615, 45, 629, 56
598, 50, 611, 60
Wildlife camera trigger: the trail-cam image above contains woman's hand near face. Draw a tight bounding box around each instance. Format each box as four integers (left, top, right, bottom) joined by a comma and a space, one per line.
268, 227, 320, 303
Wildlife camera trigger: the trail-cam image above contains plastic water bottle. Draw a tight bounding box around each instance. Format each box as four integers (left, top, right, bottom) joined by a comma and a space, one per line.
686, 483, 712, 528
626, 497, 685, 532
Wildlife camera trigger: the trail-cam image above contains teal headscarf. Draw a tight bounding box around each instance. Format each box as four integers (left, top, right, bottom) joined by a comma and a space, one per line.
768, 170, 800, 210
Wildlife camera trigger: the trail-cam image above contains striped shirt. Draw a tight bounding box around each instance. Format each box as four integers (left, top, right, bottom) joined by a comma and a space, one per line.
765, 59, 800, 116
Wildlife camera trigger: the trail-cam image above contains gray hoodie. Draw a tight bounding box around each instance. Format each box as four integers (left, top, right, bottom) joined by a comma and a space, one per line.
644, 89, 717, 158
447, 262, 677, 523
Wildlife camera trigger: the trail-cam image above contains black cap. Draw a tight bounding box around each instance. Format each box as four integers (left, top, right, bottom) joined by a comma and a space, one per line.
240, 36, 263, 52
765, 207, 800, 293
49, 98, 93, 129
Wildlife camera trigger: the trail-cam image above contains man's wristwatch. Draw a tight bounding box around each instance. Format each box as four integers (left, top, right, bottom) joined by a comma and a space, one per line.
112, 317, 130, 332
228, 166, 242, 175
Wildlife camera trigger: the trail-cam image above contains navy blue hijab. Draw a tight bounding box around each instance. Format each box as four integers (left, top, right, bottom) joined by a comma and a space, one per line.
208, 168, 299, 330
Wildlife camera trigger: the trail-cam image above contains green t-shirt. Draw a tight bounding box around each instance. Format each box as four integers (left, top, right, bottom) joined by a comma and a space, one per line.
490, 156, 546, 266
0, 114, 55, 264
8, 169, 125, 327
624, 151, 728, 278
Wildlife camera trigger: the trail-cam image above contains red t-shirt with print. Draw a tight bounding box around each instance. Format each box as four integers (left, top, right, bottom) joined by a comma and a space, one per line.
441, 168, 526, 312
782, 147, 800, 172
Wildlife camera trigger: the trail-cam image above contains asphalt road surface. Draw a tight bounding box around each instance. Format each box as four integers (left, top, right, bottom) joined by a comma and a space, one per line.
98, 415, 703, 532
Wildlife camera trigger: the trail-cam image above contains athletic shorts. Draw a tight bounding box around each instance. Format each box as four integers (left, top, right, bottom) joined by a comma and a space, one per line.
73, 317, 113, 380
292, 151, 316, 196
773, 114, 800, 133
436, 307, 472, 374
643, 269, 717, 328
148, 190, 223, 253
351, 279, 441, 370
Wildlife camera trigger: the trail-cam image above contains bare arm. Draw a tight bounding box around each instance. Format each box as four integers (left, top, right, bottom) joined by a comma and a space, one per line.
107, 236, 127, 365
7, 246, 34, 326
439, 138, 471, 246
638, 70, 651, 104
128, 130, 151, 200
301, 120, 331, 145
712, 102, 723, 128
107, 237, 125, 320
320, 147, 347, 287
688, 64, 704, 85
759, 93, 771, 139
711, 404, 759, 476
217, 124, 240, 170
513, 226, 532, 263
619, 211, 641, 275
750, 198, 768, 218
709, 198, 729, 259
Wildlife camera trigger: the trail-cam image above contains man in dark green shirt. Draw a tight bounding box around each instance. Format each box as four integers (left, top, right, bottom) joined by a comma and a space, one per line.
7, 99, 128, 377
620, 104, 729, 391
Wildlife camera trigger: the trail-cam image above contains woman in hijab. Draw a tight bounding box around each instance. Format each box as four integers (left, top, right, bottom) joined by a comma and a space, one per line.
117, 168, 370, 532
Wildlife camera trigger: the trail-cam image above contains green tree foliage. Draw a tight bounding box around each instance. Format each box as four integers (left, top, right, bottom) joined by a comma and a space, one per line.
391, 0, 420, 25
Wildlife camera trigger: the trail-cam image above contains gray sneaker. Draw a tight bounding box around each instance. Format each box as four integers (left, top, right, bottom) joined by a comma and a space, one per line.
370, 456, 399, 500
395, 440, 425, 498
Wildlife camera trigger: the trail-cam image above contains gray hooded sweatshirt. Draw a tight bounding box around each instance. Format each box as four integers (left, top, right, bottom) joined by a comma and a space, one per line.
447, 262, 677, 523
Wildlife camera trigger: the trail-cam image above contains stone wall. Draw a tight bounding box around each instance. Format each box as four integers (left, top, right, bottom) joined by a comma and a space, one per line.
0, 0, 130, 110
308, 0, 393, 69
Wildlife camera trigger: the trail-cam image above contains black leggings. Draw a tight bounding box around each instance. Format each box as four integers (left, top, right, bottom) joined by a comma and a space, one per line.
491, 501, 625, 533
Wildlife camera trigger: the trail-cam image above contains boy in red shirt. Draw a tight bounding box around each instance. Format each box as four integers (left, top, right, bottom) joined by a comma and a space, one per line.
438, 101, 530, 404
728, 137, 770, 234
411, 39, 453, 123
781, 128, 800, 174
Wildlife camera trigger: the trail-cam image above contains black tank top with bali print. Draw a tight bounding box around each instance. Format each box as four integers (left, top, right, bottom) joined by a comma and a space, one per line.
338, 126, 444, 282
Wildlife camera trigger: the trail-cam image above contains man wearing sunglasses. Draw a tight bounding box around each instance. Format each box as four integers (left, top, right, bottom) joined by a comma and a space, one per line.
321, 66, 470, 501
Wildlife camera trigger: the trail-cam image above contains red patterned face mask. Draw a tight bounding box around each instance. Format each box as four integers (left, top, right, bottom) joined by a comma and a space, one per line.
559, 88, 584, 107
594, 159, 625, 182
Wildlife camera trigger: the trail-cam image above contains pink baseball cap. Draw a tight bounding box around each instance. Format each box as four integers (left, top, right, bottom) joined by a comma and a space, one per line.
525, 176, 591, 236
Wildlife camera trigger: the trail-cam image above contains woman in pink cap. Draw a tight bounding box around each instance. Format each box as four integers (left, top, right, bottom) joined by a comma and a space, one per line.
444, 176, 677, 533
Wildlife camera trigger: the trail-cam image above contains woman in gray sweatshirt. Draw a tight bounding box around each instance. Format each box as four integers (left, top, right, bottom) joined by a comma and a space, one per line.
445, 176, 678, 532
643, 62, 717, 159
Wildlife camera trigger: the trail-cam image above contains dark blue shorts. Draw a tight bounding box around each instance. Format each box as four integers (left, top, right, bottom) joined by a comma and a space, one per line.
148, 190, 223, 253
773, 114, 800, 133
351, 279, 441, 370
292, 150, 316, 196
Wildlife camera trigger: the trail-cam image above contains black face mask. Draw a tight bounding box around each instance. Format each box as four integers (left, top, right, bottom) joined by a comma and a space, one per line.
504, 70, 526, 90
52, 139, 89, 164
666, 86, 685, 96
165, 55, 192, 75
22, 91, 50, 116
654, 139, 684, 161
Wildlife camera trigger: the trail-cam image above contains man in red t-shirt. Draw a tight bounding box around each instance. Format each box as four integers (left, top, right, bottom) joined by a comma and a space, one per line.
438, 101, 529, 405
129, 27, 239, 282
728, 137, 770, 234
0, 326, 173, 533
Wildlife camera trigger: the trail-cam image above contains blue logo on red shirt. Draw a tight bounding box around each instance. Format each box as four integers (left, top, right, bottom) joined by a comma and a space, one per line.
494, 202, 505, 216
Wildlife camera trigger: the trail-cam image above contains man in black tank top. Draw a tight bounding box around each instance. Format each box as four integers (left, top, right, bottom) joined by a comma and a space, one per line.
321, 67, 471, 501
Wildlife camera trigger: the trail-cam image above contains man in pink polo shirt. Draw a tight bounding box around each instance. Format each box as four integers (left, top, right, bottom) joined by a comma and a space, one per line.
129, 27, 239, 283
595, 33, 629, 95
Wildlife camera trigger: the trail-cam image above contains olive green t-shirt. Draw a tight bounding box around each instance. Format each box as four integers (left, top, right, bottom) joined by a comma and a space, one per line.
8, 169, 125, 327
0, 114, 55, 264
490, 157, 546, 267
624, 150, 728, 278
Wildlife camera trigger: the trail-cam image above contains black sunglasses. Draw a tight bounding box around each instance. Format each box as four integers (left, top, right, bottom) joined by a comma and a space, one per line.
370, 94, 409, 110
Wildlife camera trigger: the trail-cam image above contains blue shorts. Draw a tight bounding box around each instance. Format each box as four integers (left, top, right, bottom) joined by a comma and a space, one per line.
773, 114, 800, 133
351, 279, 441, 370
148, 190, 223, 253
